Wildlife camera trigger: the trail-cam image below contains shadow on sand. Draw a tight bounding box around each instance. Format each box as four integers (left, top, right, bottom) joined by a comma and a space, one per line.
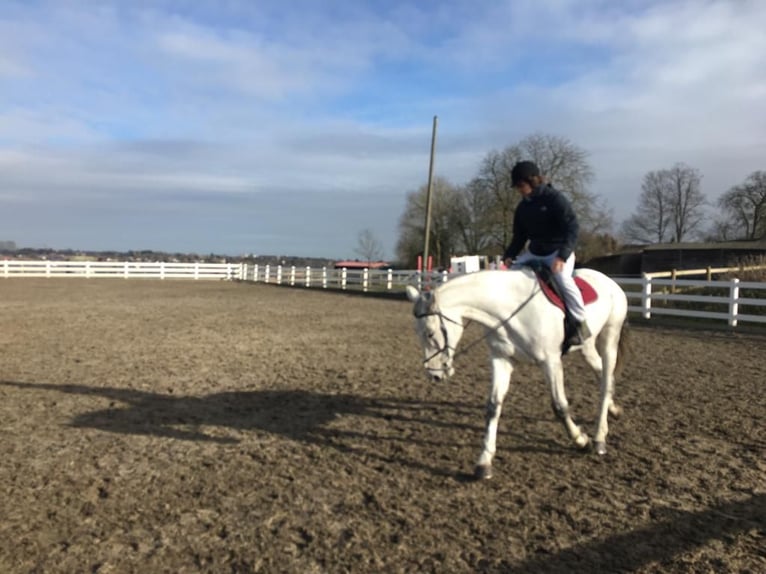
2, 380, 761, 571
503, 493, 765, 573
1, 379, 566, 477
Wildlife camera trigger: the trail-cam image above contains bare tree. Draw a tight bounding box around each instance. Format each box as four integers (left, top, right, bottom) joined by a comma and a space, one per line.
451, 180, 497, 255
667, 163, 706, 241
395, 134, 614, 265
395, 176, 463, 268
621, 171, 674, 243
473, 133, 609, 251
519, 133, 594, 204
354, 229, 384, 264
715, 171, 766, 240
621, 163, 706, 244
468, 149, 518, 250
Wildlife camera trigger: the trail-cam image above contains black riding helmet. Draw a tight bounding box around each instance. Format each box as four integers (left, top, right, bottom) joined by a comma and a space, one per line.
511, 161, 540, 187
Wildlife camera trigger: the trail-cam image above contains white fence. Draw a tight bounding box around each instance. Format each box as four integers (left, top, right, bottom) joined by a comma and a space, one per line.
240, 263, 766, 328
240, 263, 423, 292
617, 275, 766, 327
1, 260, 241, 280
4, 260, 766, 328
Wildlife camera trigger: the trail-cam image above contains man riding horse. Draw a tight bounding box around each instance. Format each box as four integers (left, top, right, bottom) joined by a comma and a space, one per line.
502, 161, 591, 351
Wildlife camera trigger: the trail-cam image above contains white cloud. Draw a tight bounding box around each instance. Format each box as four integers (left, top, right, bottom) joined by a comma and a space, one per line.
0, 0, 764, 255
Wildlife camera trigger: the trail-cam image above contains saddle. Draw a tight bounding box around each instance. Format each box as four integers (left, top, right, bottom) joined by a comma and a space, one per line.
533, 268, 598, 311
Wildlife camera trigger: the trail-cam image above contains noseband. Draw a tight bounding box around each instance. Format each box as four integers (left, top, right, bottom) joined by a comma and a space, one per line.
414, 309, 464, 368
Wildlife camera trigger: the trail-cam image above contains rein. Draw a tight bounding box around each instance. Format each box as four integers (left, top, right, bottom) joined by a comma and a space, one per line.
415, 285, 540, 368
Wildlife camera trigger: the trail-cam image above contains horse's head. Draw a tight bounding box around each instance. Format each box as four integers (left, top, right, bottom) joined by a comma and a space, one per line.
406, 285, 465, 382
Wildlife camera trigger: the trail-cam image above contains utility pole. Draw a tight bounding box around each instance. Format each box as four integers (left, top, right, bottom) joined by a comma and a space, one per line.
422, 115, 438, 279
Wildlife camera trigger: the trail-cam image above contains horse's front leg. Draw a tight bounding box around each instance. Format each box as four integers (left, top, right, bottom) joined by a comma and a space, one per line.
475, 356, 512, 480
544, 357, 590, 449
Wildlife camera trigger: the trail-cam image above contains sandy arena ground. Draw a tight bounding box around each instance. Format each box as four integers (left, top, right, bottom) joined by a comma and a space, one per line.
0, 279, 763, 573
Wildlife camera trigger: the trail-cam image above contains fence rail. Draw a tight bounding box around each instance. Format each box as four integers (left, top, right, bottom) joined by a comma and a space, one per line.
4, 260, 765, 328
239, 263, 428, 292
616, 275, 766, 327
241, 263, 766, 328
1, 260, 240, 280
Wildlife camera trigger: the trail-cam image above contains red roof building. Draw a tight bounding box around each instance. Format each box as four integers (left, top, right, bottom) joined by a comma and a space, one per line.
333, 260, 390, 269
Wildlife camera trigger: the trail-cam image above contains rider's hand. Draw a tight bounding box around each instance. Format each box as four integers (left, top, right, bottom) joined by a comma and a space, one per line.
503, 258, 513, 269
551, 257, 565, 273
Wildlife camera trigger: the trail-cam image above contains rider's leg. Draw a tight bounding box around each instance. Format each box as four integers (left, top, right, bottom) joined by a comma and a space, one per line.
551, 253, 586, 322
509, 251, 539, 270
550, 253, 590, 342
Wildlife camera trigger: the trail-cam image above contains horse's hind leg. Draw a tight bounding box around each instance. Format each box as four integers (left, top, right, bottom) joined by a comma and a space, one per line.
588, 326, 622, 455
475, 357, 512, 480
544, 357, 590, 449
581, 345, 622, 417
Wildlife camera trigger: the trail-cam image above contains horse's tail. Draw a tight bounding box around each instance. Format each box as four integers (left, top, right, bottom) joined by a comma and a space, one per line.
614, 320, 630, 378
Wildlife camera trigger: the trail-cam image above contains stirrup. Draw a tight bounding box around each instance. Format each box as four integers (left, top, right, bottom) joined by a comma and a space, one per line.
561, 320, 589, 355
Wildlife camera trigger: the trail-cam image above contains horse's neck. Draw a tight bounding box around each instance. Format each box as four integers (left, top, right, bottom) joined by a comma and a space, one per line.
438, 271, 534, 326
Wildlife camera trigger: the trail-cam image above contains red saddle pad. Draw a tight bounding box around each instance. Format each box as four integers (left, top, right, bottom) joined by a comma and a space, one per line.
539, 276, 598, 312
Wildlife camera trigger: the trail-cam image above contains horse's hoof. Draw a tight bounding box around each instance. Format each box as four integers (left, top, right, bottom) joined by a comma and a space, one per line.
609, 404, 624, 417
594, 441, 607, 455
575, 432, 591, 450
474, 464, 493, 480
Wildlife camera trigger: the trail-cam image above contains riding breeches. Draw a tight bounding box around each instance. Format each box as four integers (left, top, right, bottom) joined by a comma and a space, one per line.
511, 251, 587, 322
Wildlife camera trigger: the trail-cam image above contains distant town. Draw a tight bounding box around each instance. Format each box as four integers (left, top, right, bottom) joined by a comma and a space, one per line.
0, 242, 337, 269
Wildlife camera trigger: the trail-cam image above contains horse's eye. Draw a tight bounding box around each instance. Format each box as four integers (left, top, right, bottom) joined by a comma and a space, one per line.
425, 329, 436, 340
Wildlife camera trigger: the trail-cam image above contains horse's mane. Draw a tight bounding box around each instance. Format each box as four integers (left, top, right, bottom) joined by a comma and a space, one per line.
434, 269, 534, 294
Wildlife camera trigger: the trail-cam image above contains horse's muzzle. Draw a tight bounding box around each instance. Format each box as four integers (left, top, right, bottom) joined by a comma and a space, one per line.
426, 367, 454, 382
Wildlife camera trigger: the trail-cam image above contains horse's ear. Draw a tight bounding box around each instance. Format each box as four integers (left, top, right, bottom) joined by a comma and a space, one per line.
405, 285, 420, 302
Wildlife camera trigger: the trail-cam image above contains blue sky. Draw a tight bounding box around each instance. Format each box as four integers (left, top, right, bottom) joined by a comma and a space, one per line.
1, 0, 765, 259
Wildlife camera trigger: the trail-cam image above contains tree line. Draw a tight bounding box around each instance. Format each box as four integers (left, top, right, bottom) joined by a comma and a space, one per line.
394, 133, 765, 268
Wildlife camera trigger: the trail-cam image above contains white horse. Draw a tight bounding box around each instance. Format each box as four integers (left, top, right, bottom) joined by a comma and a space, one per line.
406, 267, 629, 479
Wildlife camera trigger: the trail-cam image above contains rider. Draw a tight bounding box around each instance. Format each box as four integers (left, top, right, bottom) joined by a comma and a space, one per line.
502, 160, 591, 348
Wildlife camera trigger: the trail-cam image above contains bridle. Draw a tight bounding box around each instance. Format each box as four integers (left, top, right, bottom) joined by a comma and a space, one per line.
414, 286, 540, 372
414, 309, 463, 367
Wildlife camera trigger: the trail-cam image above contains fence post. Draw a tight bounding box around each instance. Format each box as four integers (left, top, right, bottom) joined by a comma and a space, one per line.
728, 278, 740, 327
305, 266, 311, 287
253, 264, 259, 282
642, 273, 652, 320
442, 270, 449, 283
341, 267, 347, 290
46, 261, 52, 278
363, 268, 369, 292
265, 265, 270, 283
290, 266, 296, 286
276, 265, 282, 284
387, 268, 393, 291
322, 267, 328, 289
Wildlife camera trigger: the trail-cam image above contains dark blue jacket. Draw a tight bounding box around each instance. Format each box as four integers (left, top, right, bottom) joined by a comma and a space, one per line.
503, 184, 579, 261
